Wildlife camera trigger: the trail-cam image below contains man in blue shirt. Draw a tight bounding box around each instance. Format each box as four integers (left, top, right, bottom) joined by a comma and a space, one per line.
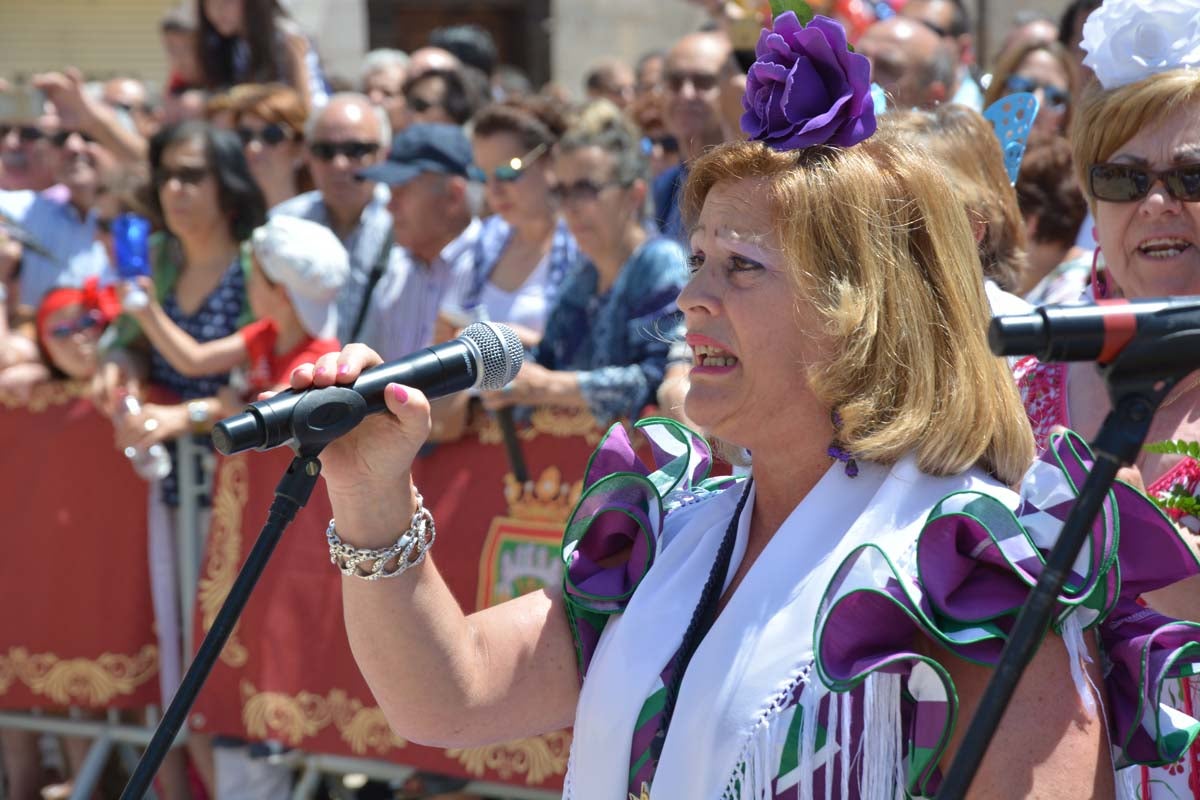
0, 125, 111, 312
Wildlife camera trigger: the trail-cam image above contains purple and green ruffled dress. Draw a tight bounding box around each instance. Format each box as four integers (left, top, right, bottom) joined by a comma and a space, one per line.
560, 418, 1200, 799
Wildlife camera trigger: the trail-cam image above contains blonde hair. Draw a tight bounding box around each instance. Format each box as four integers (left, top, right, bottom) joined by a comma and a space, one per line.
1070, 69, 1200, 207
885, 106, 1028, 292
682, 136, 1035, 486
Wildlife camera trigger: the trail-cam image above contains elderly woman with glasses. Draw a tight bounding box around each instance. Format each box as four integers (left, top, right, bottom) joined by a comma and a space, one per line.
477, 113, 689, 424
1011, 5, 1200, 792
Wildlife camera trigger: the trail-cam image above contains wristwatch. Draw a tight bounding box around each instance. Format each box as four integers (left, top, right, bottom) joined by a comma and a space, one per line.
187, 400, 211, 434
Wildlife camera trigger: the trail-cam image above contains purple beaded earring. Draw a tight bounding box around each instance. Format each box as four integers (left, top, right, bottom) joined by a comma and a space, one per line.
828, 411, 859, 478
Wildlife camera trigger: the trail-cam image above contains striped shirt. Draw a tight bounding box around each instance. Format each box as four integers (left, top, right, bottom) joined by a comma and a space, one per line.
359, 218, 481, 362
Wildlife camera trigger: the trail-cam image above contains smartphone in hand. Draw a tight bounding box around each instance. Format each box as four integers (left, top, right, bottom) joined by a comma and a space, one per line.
112, 214, 151, 279
111, 214, 152, 311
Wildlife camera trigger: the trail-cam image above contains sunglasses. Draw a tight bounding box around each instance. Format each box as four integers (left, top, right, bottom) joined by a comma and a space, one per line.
49, 310, 103, 339
50, 130, 97, 147
665, 71, 720, 94
0, 125, 48, 143
237, 123, 294, 147
641, 135, 680, 156
1004, 75, 1070, 111
1089, 162, 1200, 203
154, 165, 211, 187
406, 96, 441, 114
468, 143, 548, 183
309, 140, 379, 162
549, 179, 622, 205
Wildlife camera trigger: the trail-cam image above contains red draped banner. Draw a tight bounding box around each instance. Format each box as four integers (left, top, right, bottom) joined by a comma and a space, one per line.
190, 406, 632, 791
0, 382, 159, 711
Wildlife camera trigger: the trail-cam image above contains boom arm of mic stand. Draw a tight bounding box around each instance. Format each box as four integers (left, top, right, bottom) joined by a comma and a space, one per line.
936, 342, 1191, 799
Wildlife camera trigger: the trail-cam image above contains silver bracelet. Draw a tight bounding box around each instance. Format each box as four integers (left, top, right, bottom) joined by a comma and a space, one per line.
326, 494, 436, 580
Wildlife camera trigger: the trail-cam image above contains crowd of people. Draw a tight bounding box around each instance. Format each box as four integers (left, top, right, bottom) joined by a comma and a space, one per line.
4, 0, 1200, 797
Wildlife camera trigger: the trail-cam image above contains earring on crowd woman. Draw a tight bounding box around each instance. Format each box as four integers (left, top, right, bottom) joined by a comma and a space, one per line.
1090, 248, 1109, 300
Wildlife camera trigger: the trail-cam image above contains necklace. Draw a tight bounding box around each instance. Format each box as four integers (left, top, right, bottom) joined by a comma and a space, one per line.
1160, 373, 1200, 411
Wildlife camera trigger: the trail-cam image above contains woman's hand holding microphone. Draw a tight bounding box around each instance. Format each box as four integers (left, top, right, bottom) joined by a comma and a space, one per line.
289, 343, 432, 549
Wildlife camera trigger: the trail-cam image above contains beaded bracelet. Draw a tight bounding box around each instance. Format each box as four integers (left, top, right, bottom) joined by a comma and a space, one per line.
326, 494, 436, 580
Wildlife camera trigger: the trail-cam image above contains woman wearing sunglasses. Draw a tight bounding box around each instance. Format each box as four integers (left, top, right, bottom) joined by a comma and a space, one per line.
94, 120, 266, 800
1011, 39, 1200, 798
984, 40, 1074, 140
454, 98, 575, 348
0, 277, 117, 403
228, 82, 311, 208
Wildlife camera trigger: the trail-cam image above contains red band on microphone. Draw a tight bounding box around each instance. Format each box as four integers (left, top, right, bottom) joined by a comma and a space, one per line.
1097, 299, 1136, 364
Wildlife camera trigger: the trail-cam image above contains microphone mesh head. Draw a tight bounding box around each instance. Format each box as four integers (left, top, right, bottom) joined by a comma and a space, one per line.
461, 322, 524, 390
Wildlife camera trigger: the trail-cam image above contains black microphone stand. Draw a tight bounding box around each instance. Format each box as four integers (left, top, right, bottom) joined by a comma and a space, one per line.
937, 337, 1200, 798
120, 388, 369, 799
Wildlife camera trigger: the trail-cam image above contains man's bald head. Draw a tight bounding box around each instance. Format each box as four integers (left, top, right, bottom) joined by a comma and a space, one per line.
407, 47, 462, 80
857, 17, 956, 110
663, 31, 732, 159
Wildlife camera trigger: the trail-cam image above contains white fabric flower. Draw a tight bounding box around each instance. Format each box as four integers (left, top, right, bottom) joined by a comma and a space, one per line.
1081, 0, 1200, 90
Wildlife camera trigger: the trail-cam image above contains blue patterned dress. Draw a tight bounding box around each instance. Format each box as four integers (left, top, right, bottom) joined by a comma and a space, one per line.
148, 257, 247, 506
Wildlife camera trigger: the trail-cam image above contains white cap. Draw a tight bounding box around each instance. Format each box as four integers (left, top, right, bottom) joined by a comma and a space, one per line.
250, 215, 349, 339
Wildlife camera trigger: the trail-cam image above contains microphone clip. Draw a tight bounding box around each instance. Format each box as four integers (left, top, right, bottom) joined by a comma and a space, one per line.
287, 386, 370, 458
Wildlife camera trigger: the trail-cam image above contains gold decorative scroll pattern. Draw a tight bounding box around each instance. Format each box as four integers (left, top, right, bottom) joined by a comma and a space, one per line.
0, 381, 89, 412
196, 457, 250, 667
0, 646, 157, 705
446, 731, 572, 785
237, 681, 570, 784
474, 405, 604, 445
239, 681, 406, 755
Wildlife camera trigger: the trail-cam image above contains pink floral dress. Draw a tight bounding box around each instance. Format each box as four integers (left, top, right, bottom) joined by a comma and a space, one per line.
1015, 355, 1200, 798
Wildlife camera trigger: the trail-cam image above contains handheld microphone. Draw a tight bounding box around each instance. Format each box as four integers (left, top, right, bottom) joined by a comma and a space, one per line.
989, 297, 1200, 364
212, 322, 523, 455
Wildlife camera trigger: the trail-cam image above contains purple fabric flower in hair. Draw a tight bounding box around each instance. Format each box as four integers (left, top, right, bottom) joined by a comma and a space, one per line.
741, 12, 877, 150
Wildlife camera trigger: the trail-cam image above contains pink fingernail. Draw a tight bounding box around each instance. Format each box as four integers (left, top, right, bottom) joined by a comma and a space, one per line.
391, 384, 408, 404
337, 364, 350, 376
315, 366, 327, 377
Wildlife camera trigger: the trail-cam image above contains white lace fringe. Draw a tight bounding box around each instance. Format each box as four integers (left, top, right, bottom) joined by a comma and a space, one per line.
862, 672, 905, 800
1061, 610, 1098, 716
722, 666, 813, 800
825, 685, 838, 800
840, 691, 853, 800
798, 680, 821, 800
